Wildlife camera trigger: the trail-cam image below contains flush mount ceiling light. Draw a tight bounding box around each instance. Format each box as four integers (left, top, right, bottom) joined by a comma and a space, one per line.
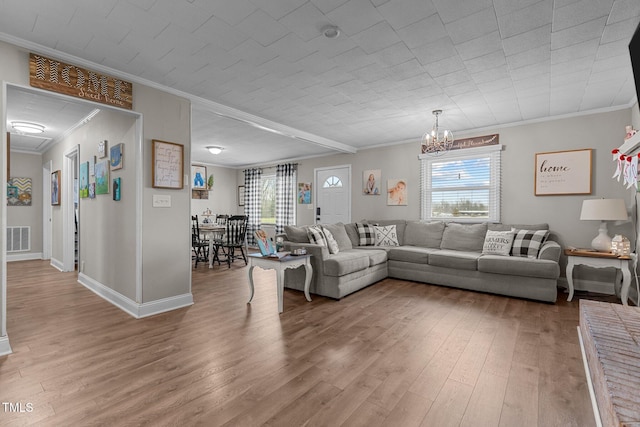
321, 25, 340, 39
207, 146, 223, 155
11, 121, 45, 134
421, 110, 453, 156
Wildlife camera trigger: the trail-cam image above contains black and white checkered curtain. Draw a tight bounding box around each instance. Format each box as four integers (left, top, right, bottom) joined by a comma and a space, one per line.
244, 168, 262, 246
275, 163, 297, 234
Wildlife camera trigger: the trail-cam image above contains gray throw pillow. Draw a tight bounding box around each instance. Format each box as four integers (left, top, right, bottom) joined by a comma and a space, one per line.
404, 221, 445, 248
323, 223, 353, 251
284, 225, 310, 243
440, 222, 488, 252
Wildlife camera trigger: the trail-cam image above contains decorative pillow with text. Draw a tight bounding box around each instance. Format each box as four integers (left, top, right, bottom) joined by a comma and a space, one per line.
374, 225, 400, 246
482, 230, 515, 256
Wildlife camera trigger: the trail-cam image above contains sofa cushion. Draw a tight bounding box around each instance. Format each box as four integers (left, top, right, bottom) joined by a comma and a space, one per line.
322, 223, 352, 251
344, 223, 360, 248
357, 223, 377, 246
478, 255, 559, 279
307, 225, 328, 247
388, 246, 437, 264
374, 225, 399, 246
321, 226, 340, 254
429, 250, 481, 271
364, 219, 406, 245
511, 229, 549, 258
284, 225, 310, 243
366, 249, 388, 266
440, 223, 487, 252
482, 230, 515, 256
324, 251, 371, 276
404, 221, 445, 248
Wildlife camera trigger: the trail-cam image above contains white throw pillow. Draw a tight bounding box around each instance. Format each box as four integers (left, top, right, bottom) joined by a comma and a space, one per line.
322, 226, 340, 254
307, 225, 327, 247
374, 225, 399, 246
482, 230, 515, 256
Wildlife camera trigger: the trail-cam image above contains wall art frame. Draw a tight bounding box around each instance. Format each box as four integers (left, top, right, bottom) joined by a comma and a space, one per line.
534, 148, 592, 196
152, 139, 184, 189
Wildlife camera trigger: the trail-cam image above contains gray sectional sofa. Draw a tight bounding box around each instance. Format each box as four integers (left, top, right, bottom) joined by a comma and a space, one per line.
282, 219, 561, 303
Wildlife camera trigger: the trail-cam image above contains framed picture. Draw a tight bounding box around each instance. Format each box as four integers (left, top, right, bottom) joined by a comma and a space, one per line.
113, 177, 121, 201
95, 160, 110, 195
191, 165, 207, 190
79, 162, 89, 198
387, 179, 407, 206
51, 170, 60, 205
535, 149, 592, 196
7, 177, 32, 206
363, 169, 381, 195
238, 185, 245, 206
110, 143, 123, 170
298, 182, 312, 204
152, 139, 184, 189
89, 182, 95, 199
98, 139, 108, 158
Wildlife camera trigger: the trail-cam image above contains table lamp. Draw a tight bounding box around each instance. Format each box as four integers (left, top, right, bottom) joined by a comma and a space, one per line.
579, 198, 628, 252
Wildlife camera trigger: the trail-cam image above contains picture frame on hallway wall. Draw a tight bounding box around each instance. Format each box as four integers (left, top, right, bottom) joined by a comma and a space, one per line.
51, 170, 60, 206
238, 185, 245, 206
535, 149, 592, 196
95, 160, 110, 195
152, 139, 184, 189
191, 164, 207, 190
110, 143, 123, 170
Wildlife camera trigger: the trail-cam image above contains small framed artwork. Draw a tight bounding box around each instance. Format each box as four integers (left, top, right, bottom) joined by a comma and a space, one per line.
152, 139, 184, 189
113, 177, 121, 201
191, 164, 207, 190
298, 182, 312, 204
363, 169, 381, 195
110, 143, 123, 170
79, 162, 89, 198
89, 183, 96, 199
238, 185, 245, 206
535, 149, 592, 196
7, 177, 32, 206
89, 156, 95, 176
387, 179, 407, 206
51, 170, 61, 205
98, 140, 108, 158
95, 160, 110, 195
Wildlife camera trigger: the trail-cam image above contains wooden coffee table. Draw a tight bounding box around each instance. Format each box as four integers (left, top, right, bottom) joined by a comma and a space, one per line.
247, 253, 312, 313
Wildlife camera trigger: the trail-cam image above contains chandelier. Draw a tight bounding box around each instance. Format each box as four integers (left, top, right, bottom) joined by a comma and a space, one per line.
421, 110, 453, 156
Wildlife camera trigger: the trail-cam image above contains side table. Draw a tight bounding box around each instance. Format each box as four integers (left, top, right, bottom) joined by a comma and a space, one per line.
247, 253, 313, 313
565, 249, 632, 306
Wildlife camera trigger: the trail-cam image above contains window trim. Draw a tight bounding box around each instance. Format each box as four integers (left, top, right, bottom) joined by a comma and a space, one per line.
420, 144, 502, 223
260, 173, 277, 226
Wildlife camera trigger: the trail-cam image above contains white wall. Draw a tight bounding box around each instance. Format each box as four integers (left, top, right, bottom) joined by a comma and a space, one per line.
190, 163, 239, 220
6, 152, 43, 259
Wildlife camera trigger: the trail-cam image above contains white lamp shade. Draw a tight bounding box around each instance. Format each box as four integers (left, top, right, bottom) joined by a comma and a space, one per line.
579, 199, 627, 221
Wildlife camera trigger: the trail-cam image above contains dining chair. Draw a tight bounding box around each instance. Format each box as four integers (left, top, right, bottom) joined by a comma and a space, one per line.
219, 215, 248, 268
191, 215, 209, 268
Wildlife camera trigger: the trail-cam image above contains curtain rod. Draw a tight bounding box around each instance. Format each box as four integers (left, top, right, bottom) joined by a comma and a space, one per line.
243, 162, 298, 173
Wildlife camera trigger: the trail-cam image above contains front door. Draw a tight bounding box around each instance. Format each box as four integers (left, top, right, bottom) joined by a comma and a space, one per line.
315, 165, 351, 224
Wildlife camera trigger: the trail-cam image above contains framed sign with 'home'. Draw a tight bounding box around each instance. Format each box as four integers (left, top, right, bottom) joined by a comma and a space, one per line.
29, 53, 133, 110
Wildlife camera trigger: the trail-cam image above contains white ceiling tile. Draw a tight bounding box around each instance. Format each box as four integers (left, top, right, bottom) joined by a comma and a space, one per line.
455, 31, 502, 61
107, 1, 169, 39
350, 21, 401, 54
229, 39, 279, 66
412, 36, 457, 66
309, 0, 350, 14
396, 14, 447, 49
193, 0, 258, 26
278, 2, 329, 42
432, 67, 470, 86
445, 7, 498, 45
376, 0, 437, 30
493, 0, 541, 17
551, 17, 606, 50
148, 1, 213, 32
237, 9, 290, 47
502, 25, 552, 57
373, 42, 415, 67
552, 0, 613, 32
250, 0, 308, 20
498, 0, 553, 39
518, 93, 550, 119
550, 38, 599, 64
193, 15, 249, 51
432, 0, 492, 24
326, 0, 384, 36
307, 33, 358, 58
507, 44, 550, 69
266, 32, 316, 62
608, 0, 640, 25
463, 50, 507, 75
471, 65, 511, 84
601, 17, 640, 44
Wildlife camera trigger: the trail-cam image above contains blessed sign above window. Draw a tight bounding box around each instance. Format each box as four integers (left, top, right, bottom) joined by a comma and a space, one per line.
29, 53, 133, 110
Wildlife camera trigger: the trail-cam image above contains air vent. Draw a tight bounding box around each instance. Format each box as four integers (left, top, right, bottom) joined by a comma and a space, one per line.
6, 226, 30, 252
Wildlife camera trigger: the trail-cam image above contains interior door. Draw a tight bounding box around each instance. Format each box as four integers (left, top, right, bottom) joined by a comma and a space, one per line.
315, 165, 351, 224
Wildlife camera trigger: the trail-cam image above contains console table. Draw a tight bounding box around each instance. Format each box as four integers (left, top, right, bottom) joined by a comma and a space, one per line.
247, 253, 312, 313
565, 249, 632, 305
578, 300, 640, 427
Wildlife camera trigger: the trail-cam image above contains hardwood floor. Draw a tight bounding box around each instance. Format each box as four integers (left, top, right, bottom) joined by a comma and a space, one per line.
1, 260, 598, 426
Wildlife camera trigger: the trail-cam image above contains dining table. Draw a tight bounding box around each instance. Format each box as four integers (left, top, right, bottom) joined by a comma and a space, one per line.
199, 224, 225, 268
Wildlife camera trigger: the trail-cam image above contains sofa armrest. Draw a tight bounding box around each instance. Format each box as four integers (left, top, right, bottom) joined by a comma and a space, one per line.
538, 240, 561, 262
284, 241, 330, 259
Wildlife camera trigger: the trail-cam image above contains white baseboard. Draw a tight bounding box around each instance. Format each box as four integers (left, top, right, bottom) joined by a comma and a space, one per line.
6, 252, 43, 262
50, 258, 64, 271
78, 273, 193, 319
0, 335, 12, 356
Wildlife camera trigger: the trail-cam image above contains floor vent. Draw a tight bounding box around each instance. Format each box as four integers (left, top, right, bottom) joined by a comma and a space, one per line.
7, 226, 30, 252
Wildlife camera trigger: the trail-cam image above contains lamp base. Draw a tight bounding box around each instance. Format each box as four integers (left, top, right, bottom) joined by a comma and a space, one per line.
591, 221, 612, 252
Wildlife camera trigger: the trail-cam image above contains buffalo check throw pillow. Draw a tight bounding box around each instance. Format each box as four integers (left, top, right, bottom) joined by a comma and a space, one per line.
307, 225, 327, 247
374, 225, 399, 246
356, 223, 376, 246
511, 229, 549, 258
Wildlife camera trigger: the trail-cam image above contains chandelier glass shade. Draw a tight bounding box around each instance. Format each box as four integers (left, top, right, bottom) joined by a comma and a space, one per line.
421, 110, 453, 156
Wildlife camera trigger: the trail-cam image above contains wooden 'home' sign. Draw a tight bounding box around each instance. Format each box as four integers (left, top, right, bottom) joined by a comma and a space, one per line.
29, 53, 133, 110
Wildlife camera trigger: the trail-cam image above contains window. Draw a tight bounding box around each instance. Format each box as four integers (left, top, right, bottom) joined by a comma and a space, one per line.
420, 145, 501, 222
260, 174, 276, 224
323, 175, 343, 188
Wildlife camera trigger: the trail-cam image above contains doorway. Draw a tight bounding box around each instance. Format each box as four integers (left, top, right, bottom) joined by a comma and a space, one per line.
314, 165, 351, 224
63, 146, 78, 272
